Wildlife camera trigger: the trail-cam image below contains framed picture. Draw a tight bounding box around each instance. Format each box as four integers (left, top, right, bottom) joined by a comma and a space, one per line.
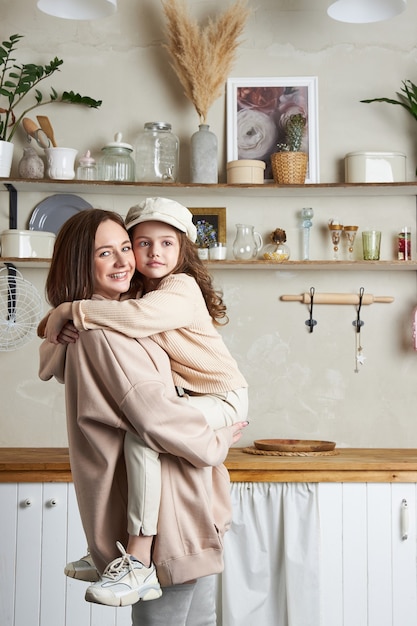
227, 76, 319, 183
189, 207, 227, 246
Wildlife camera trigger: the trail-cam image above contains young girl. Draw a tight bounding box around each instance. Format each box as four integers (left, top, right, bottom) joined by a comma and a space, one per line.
44, 197, 249, 603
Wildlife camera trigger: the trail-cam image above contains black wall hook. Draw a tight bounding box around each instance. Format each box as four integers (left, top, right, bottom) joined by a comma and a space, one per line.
352, 286, 365, 332
5, 262, 17, 322
305, 287, 317, 333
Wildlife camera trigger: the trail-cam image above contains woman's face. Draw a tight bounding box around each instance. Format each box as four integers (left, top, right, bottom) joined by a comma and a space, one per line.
131, 220, 180, 285
93, 219, 135, 299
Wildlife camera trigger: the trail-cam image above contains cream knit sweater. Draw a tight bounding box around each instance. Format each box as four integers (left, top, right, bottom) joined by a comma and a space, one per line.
71, 273, 247, 394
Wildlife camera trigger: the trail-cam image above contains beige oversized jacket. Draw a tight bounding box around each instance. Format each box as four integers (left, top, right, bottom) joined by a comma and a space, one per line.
71, 273, 247, 393
39, 327, 233, 586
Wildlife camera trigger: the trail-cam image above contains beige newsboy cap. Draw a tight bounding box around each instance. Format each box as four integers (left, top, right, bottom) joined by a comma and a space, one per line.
125, 197, 197, 242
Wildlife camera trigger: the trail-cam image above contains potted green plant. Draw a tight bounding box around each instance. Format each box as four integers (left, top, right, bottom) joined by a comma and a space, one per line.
270, 113, 308, 184
0, 33, 102, 176
360, 80, 417, 121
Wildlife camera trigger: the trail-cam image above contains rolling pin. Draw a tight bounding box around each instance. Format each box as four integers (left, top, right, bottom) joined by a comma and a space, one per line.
280, 293, 394, 305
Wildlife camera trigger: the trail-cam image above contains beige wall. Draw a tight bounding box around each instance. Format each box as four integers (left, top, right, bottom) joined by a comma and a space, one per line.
1, 0, 417, 448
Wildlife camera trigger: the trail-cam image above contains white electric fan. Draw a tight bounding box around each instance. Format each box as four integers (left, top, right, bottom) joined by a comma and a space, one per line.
0, 266, 43, 351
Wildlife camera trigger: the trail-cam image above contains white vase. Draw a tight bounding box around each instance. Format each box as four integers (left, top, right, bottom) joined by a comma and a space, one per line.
0, 140, 14, 177
45, 147, 78, 180
190, 124, 218, 183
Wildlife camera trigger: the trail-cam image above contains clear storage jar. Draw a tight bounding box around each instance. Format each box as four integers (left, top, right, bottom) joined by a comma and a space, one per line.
135, 122, 179, 183
98, 133, 135, 182
76, 150, 98, 181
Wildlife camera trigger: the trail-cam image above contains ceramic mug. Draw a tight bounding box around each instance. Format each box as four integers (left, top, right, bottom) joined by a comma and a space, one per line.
44, 147, 78, 180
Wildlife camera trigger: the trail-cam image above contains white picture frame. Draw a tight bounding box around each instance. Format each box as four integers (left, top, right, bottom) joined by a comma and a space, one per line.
227, 76, 319, 183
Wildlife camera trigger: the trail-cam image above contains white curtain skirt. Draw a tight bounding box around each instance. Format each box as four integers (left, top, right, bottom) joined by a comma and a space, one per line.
217, 482, 320, 626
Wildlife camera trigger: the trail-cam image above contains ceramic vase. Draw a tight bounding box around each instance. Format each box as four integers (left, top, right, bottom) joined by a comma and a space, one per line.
190, 124, 218, 183
18, 147, 44, 179
44, 147, 78, 180
0, 140, 14, 177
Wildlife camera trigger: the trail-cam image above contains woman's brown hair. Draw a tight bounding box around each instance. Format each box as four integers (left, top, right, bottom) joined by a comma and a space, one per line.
45, 209, 127, 307
129, 229, 228, 325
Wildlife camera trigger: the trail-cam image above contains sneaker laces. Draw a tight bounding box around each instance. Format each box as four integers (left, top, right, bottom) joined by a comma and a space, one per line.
101, 542, 141, 581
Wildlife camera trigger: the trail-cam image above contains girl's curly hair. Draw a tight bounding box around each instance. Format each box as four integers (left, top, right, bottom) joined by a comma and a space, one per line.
130, 231, 228, 325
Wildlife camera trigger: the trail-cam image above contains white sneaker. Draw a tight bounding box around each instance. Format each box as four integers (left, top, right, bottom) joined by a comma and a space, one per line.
64, 550, 99, 582
85, 541, 162, 607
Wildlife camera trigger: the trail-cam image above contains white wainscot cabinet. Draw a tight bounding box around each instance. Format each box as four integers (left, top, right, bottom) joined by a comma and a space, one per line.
319, 482, 417, 626
1, 481, 416, 626
0, 482, 131, 626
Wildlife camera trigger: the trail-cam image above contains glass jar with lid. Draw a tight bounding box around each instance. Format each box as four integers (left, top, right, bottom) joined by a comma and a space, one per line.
135, 122, 179, 183
98, 132, 135, 182
76, 150, 98, 181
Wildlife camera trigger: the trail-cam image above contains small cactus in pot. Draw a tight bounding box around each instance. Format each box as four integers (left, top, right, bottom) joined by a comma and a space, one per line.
271, 113, 308, 184
277, 113, 307, 152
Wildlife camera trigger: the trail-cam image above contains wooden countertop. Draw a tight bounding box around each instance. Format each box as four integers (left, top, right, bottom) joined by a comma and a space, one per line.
1, 447, 417, 483
226, 448, 417, 482
0, 448, 73, 482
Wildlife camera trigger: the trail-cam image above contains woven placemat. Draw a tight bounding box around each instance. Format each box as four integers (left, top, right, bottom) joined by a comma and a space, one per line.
242, 446, 339, 457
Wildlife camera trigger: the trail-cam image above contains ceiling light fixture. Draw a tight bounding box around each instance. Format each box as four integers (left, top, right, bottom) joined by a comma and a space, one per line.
327, 0, 406, 23
37, 0, 117, 20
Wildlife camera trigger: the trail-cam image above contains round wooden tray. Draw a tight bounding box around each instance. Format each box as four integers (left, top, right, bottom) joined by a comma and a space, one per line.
243, 446, 339, 457
254, 439, 336, 453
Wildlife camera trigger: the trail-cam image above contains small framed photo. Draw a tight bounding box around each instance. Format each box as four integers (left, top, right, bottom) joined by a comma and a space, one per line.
189, 207, 227, 246
227, 76, 319, 183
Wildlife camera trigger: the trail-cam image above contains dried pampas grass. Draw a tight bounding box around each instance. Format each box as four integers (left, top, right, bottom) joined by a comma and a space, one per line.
162, 0, 250, 123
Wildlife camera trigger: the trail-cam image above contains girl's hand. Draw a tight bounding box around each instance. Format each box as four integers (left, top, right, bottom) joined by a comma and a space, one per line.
230, 420, 249, 445
44, 302, 73, 344
57, 321, 79, 345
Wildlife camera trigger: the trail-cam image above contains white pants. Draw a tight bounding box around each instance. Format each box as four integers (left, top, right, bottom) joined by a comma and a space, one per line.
125, 387, 248, 536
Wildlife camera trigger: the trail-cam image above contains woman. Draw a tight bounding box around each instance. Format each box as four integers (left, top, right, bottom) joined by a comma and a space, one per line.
38, 208, 247, 623
43, 198, 249, 607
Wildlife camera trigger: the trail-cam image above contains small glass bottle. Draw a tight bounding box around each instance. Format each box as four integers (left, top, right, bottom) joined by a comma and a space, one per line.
398, 227, 412, 260
262, 228, 290, 262
76, 150, 98, 181
135, 122, 179, 183
98, 133, 135, 182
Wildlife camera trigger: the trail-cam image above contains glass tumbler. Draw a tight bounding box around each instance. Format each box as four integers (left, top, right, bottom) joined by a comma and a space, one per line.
362, 230, 381, 260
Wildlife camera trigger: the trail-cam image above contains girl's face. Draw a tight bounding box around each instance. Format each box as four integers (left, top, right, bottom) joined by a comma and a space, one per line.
131, 220, 180, 286
93, 219, 135, 299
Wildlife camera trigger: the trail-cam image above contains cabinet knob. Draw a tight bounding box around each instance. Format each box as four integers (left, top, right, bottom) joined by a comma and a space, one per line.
48, 498, 58, 507
23, 498, 32, 507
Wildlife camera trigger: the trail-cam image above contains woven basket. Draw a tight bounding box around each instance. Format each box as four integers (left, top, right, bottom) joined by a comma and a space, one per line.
271, 151, 308, 184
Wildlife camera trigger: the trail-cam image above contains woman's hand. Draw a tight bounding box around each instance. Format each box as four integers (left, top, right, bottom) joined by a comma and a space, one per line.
57, 321, 79, 345
230, 420, 249, 445
44, 302, 73, 344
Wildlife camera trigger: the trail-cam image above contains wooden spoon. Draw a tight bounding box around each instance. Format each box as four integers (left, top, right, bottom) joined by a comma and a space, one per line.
22, 117, 50, 149
36, 115, 57, 147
